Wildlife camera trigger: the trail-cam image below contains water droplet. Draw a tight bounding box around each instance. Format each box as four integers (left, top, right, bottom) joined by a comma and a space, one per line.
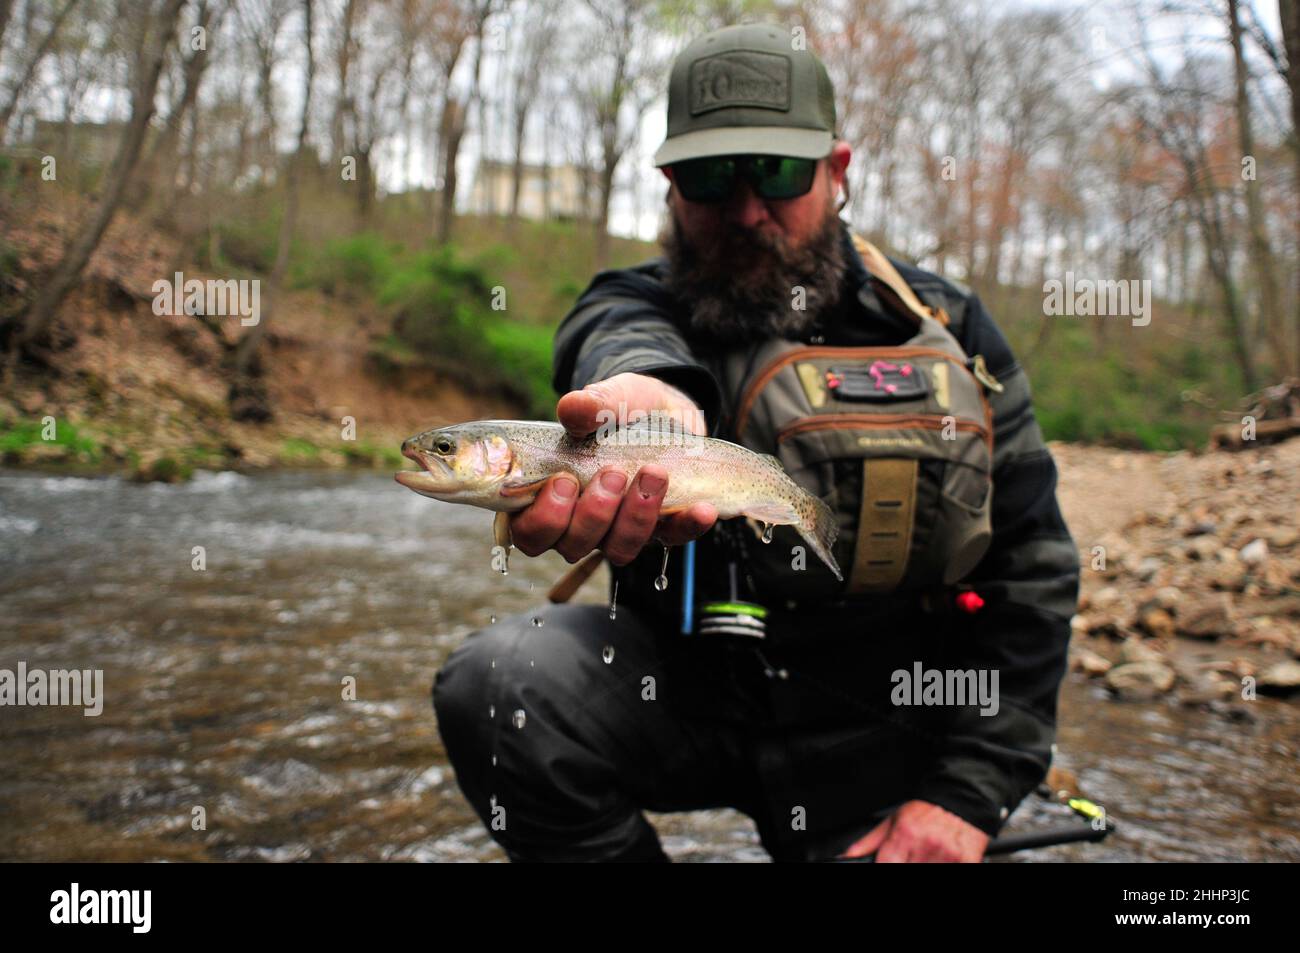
609, 580, 619, 620
761, 522, 774, 544
491, 658, 496, 669
491, 755, 497, 766
489, 615, 497, 624
531, 616, 544, 627
529, 581, 534, 590
655, 545, 670, 591
511, 709, 526, 729
602, 645, 615, 664
488, 704, 495, 718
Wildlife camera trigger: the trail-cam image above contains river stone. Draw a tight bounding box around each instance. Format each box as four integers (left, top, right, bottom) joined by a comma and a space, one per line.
1119, 637, 1163, 665
1178, 600, 1232, 640
1136, 557, 1163, 582
1106, 661, 1176, 700
1239, 538, 1269, 567
1209, 563, 1247, 592
1266, 527, 1297, 550
1071, 647, 1112, 677
1089, 586, 1121, 610
1153, 587, 1183, 611
1179, 672, 1237, 706
1138, 607, 1176, 640
1257, 660, 1300, 696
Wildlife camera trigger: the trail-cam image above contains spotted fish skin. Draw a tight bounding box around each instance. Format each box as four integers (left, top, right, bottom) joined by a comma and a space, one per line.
395, 419, 842, 580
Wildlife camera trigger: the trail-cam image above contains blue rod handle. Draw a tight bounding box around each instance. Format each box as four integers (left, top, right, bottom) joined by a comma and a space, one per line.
681, 540, 696, 634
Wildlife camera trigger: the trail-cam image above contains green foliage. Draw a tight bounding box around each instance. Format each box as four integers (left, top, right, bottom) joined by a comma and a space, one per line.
136, 455, 193, 483
483, 321, 555, 418
279, 437, 321, 464
295, 232, 399, 297
380, 245, 495, 364
201, 215, 281, 274
0, 238, 19, 283
1013, 317, 1238, 451
341, 441, 404, 468
0, 418, 102, 464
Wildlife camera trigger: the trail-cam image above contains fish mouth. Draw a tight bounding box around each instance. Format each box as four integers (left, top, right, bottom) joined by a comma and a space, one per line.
395, 443, 455, 495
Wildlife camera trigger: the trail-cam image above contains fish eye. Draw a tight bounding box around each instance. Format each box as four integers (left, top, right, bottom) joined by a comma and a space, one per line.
434, 436, 455, 454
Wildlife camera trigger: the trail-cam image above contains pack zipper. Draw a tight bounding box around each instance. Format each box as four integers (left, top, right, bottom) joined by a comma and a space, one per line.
776, 412, 992, 455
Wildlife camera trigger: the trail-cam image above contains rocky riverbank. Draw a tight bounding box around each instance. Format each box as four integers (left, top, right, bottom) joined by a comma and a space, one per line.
1052, 438, 1300, 710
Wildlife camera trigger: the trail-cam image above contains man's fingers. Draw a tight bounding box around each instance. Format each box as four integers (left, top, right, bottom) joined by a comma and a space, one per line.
554, 468, 629, 563
507, 473, 579, 557
652, 503, 718, 546
556, 373, 707, 439
839, 816, 892, 860
874, 831, 913, 864
556, 389, 606, 438
601, 466, 668, 565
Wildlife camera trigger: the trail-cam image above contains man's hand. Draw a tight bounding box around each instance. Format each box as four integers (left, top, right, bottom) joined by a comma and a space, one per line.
509, 373, 718, 564
839, 800, 990, 863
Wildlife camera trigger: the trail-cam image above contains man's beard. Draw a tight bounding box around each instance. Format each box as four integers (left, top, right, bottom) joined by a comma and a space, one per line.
660, 204, 848, 349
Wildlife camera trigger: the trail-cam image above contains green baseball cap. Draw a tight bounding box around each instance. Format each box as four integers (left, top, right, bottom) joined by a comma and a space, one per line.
654, 23, 837, 167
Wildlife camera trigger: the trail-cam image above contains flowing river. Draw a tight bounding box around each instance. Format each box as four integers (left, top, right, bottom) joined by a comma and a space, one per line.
1, 469, 1296, 861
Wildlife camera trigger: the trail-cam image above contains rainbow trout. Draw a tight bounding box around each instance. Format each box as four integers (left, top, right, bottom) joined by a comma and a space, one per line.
395, 418, 842, 580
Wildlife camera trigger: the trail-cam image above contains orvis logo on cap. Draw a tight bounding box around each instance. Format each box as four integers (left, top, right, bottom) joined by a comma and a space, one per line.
689, 50, 790, 115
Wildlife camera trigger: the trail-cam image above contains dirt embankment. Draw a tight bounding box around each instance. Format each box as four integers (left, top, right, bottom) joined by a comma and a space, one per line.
1052, 439, 1300, 705
1, 197, 519, 474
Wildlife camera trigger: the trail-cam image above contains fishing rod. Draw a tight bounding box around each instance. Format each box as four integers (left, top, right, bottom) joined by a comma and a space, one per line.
829, 797, 1115, 862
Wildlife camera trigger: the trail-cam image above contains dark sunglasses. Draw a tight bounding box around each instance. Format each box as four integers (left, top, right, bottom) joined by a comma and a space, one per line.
670, 154, 818, 203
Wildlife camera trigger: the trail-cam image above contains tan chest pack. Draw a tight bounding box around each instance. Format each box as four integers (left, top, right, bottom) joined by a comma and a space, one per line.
713, 235, 1001, 600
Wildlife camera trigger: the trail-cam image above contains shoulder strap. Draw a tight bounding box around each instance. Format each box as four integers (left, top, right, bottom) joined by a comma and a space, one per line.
850, 233, 950, 327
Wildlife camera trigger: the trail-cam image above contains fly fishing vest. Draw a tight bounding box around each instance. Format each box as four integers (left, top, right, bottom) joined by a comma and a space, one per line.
712, 235, 1001, 602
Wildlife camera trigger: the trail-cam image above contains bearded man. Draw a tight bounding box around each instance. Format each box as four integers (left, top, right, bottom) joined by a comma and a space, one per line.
433, 23, 1079, 863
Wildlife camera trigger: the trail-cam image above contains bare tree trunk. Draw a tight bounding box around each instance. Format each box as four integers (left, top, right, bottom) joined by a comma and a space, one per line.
437, 96, 465, 244
0, 0, 81, 140
509, 107, 526, 222
331, 0, 359, 161
230, 0, 315, 421
9, 0, 185, 358
1279, 0, 1300, 373
594, 132, 615, 270
133, 1, 220, 210
0, 0, 15, 52
1229, 0, 1287, 374
437, 10, 488, 245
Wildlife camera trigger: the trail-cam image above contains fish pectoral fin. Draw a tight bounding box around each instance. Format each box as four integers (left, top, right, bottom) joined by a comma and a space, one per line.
493, 511, 513, 549
499, 477, 548, 498
656, 503, 691, 517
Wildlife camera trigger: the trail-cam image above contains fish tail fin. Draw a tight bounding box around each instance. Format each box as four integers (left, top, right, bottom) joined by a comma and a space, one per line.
798, 493, 842, 581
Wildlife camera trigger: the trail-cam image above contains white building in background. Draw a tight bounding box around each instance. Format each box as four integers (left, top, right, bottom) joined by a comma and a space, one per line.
469, 158, 600, 222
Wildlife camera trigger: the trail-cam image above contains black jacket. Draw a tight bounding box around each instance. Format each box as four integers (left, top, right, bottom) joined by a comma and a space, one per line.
550, 223, 1079, 837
